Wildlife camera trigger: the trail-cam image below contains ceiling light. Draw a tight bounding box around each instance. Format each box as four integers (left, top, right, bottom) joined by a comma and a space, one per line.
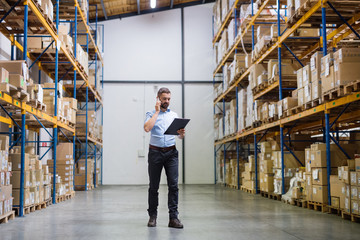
150, 0, 156, 9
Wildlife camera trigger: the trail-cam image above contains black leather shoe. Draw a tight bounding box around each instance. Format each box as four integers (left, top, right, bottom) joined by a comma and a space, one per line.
147, 216, 157, 227
168, 218, 184, 229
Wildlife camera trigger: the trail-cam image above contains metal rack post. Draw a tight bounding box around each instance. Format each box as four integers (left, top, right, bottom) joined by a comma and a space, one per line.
254, 133, 258, 193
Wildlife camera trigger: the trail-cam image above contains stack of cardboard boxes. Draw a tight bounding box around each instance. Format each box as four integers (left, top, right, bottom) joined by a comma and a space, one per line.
241, 155, 259, 191
76, 110, 99, 138
48, 143, 74, 196
76, 43, 89, 76
10, 146, 50, 207
75, 158, 94, 190
305, 143, 357, 204
259, 141, 277, 193
0, 60, 29, 94
0, 136, 12, 217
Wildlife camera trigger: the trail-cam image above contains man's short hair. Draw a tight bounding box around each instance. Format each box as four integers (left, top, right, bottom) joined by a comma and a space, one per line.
157, 87, 171, 97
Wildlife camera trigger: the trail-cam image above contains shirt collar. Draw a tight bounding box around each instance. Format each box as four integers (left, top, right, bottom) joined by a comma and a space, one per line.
160, 108, 170, 113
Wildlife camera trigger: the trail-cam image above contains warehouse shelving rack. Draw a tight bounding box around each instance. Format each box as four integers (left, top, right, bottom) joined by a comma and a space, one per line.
213, 0, 360, 204
0, 0, 104, 217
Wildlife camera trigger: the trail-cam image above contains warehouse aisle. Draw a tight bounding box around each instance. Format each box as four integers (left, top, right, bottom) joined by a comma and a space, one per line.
1, 185, 359, 240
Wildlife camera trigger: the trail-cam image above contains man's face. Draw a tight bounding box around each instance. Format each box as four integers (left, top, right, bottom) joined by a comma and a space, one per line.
159, 93, 171, 109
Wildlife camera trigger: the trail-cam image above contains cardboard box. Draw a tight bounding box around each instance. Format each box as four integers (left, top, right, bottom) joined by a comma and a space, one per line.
351, 171, 358, 186
10, 153, 30, 171
302, 65, 311, 86
331, 196, 340, 208
351, 186, 358, 200
0, 67, 9, 83
334, 62, 360, 87
344, 197, 351, 213
262, 160, 273, 174
297, 69, 303, 88
311, 79, 321, 100
27, 37, 42, 49
282, 97, 298, 110
312, 185, 328, 203
352, 200, 359, 214
11, 171, 31, 188
334, 48, 360, 64
0, 60, 28, 81
9, 74, 26, 90
304, 83, 312, 103
321, 66, 335, 93
310, 150, 347, 168
0, 185, 12, 201
312, 168, 337, 185
298, 87, 304, 106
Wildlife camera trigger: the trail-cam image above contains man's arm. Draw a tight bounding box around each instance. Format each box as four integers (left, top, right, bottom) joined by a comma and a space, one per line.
144, 97, 161, 132
144, 112, 159, 132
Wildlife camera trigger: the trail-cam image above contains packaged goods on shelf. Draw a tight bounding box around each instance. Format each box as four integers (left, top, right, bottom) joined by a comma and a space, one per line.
47, 143, 74, 195
320, 53, 335, 94
228, 19, 240, 49
76, 110, 101, 139
270, 24, 286, 39
88, 69, 101, 89
295, 27, 320, 37
0, 136, 12, 216
221, 0, 229, 22
75, 158, 94, 190
41, 0, 54, 22
213, 0, 222, 34
245, 85, 253, 128
223, 63, 231, 92
333, 48, 360, 88
249, 63, 267, 90
241, 155, 259, 190
27, 84, 44, 104
0, 60, 29, 87
79, 0, 89, 21
287, 0, 295, 17
237, 88, 247, 131
267, 59, 297, 80
76, 43, 89, 75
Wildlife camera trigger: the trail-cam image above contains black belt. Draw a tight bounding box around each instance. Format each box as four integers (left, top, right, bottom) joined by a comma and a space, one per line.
149, 145, 176, 152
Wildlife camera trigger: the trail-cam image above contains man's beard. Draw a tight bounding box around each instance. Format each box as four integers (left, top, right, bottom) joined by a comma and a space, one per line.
161, 103, 169, 109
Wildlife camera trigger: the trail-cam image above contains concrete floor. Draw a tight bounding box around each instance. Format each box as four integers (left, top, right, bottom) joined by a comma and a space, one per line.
1, 185, 360, 240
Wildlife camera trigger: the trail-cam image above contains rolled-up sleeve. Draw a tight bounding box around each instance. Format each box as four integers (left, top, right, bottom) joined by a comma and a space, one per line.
144, 111, 153, 124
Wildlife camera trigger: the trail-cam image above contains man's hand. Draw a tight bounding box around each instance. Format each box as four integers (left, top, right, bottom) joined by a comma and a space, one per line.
155, 97, 161, 113
177, 128, 185, 139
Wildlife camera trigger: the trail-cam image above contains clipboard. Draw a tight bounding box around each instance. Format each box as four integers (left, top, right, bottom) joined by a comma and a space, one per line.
164, 118, 190, 135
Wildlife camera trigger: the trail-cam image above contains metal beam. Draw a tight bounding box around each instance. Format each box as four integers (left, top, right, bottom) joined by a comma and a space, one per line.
103, 80, 220, 84
100, 0, 108, 20
170, 0, 174, 8
92, 0, 216, 22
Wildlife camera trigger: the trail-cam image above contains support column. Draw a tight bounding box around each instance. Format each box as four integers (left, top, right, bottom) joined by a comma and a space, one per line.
325, 111, 331, 205
254, 134, 258, 193
19, 110, 26, 217
280, 125, 285, 194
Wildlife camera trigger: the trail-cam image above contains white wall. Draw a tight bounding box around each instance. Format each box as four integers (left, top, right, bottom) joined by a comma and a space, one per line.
103, 4, 214, 185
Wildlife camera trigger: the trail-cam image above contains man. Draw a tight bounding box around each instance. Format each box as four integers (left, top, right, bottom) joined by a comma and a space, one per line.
143, 87, 185, 229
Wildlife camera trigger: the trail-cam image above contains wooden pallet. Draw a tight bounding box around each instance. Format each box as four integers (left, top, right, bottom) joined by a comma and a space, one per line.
286, 105, 302, 116
328, 206, 342, 216
342, 211, 360, 223
13, 204, 36, 216
268, 192, 282, 201
225, 184, 237, 189
0, 211, 15, 224
293, 199, 307, 208
260, 191, 269, 198
0, 82, 17, 94
35, 201, 47, 211
28, 99, 47, 111
344, 80, 360, 95
311, 98, 321, 108
282, 198, 295, 205
56, 195, 66, 203
322, 86, 344, 102
240, 186, 256, 194
307, 201, 329, 213
45, 198, 52, 206
263, 116, 278, 123
252, 121, 262, 128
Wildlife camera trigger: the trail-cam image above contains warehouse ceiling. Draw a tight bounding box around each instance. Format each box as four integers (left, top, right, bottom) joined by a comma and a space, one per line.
88, 0, 215, 21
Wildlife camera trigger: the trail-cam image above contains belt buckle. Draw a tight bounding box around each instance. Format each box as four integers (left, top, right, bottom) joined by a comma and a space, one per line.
161, 148, 167, 152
